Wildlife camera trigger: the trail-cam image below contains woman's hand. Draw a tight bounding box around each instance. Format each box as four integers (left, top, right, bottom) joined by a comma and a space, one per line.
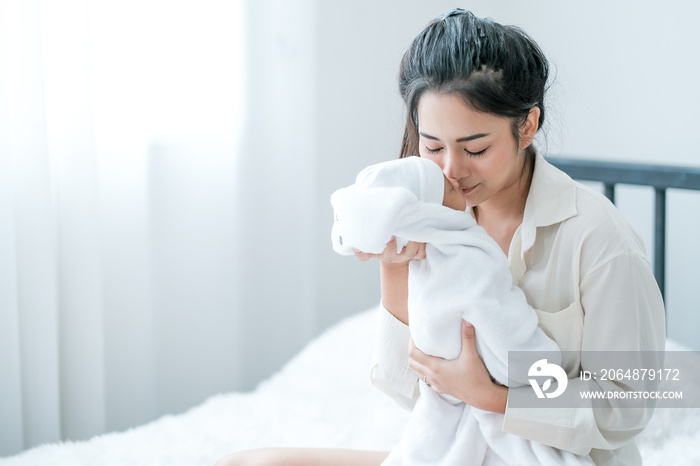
353, 237, 426, 264
408, 321, 508, 414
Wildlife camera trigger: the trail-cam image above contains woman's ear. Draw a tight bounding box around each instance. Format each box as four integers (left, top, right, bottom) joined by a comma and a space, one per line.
519, 107, 541, 149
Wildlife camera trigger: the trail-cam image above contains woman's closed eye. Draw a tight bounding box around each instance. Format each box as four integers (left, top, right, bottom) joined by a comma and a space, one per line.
423, 145, 489, 157
465, 147, 488, 157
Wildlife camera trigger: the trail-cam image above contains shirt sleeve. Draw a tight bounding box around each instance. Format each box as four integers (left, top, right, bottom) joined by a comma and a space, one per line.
502, 251, 666, 456
369, 303, 420, 411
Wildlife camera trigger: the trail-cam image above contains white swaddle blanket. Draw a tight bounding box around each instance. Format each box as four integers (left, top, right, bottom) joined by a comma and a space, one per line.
331, 157, 593, 466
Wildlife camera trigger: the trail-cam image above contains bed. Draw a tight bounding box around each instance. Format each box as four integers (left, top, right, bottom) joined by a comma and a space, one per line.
0, 308, 699, 466
2, 158, 700, 466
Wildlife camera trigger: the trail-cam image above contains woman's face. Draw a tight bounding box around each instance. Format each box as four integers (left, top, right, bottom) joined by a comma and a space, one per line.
416, 91, 527, 208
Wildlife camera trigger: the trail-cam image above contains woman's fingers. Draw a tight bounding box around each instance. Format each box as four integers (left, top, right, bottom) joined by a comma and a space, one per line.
408, 347, 429, 386
459, 321, 478, 361
353, 238, 426, 264
353, 249, 377, 262
399, 241, 420, 260
415, 242, 427, 259
382, 237, 402, 262
408, 321, 495, 402
408, 337, 445, 392
381, 239, 426, 263
408, 336, 441, 368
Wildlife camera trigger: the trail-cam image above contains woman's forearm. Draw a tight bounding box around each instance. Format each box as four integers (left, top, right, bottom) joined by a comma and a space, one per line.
380, 261, 409, 325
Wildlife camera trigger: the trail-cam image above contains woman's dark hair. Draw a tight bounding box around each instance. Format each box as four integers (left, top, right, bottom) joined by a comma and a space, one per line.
398, 9, 549, 164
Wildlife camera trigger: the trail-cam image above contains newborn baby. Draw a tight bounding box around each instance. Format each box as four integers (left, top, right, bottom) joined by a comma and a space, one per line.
331, 156, 593, 466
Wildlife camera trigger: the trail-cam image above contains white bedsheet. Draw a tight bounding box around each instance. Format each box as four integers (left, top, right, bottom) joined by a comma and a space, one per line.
1, 307, 699, 466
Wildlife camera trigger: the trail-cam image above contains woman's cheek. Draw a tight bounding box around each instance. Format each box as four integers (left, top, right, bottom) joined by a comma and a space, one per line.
421, 152, 443, 169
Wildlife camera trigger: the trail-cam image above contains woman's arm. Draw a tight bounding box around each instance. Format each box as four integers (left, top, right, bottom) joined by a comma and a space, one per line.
379, 261, 409, 325
355, 237, 425, 325
358, 238, 425, 409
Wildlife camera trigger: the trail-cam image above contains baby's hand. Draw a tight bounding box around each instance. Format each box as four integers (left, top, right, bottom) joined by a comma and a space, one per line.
353, 237, 426, 263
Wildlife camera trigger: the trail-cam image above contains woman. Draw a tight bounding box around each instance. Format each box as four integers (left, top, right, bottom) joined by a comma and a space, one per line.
216, 9, 665, 466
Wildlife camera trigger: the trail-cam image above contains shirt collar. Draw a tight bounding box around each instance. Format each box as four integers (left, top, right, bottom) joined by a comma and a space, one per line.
519, 153, 578, 256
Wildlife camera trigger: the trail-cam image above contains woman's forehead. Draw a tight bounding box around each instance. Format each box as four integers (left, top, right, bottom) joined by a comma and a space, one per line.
417, 92, 509, 137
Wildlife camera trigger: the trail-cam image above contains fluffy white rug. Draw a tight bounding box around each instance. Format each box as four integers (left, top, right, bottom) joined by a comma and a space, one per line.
1, 309, 698, 466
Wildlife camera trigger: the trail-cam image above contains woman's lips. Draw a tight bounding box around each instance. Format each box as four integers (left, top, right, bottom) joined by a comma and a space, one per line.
461, 184, 477, 195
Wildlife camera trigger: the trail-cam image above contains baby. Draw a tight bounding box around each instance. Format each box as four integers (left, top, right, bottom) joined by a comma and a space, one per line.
331, 156, 593, 466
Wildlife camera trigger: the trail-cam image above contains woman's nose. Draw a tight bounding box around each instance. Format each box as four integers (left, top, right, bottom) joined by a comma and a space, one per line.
443, 148, 469, 179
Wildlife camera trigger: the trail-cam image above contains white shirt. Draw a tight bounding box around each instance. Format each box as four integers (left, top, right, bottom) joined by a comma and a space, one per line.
370, 154, 666, 465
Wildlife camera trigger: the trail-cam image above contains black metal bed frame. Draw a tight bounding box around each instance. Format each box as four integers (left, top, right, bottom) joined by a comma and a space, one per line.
547, 156, 700, 300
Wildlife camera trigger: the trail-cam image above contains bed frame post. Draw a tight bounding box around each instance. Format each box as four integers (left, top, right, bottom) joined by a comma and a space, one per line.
603, 183, 616, 204
654, 188, 666, 300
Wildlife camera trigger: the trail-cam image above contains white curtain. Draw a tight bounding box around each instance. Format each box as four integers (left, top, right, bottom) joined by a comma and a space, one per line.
0, 0, 248, 456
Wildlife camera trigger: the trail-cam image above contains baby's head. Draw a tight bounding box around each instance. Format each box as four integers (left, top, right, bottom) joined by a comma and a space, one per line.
354, 156, 466, 211
331, 156, 468, 255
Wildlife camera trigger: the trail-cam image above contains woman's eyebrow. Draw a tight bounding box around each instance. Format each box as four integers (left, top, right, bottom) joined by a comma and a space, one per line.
419, 132, 489, 142
457, 133, 489, 142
